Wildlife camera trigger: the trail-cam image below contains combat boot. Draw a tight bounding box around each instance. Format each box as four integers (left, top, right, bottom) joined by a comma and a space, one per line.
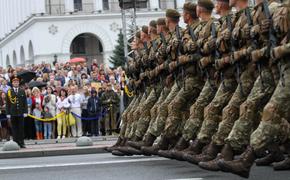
255, 143, 285, 166
182, 140, 207, 163
218, 146, 256, 178
127, 135, 142, 148
128, 133, 156, 150
117, 146, 142, 155
170, 137, 189, 160
158, 136, 182, 159
199, 143, 234, 171
273, 156, 290, 170
105, 137, 123, 152
112, 149, 133, 156
141, 136, 170, 156
184, 142, 222, 165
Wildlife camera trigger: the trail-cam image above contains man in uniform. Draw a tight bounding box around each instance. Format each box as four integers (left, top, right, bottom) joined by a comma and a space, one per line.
6, 75, 28, 148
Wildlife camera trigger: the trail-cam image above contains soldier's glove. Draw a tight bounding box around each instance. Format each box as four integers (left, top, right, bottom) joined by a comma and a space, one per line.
149, 70, 155, 79
250, 25, 260, 39
23, 113, 28, 118
261, 19, 271, 34
178, 55, 189, 65
169, 61, 178, 72
166, 45, 172, 54
223, 29, 231, 41
184, 41, 197, 53
199, 57, 213, 69
204, 38, 216, 54
241, 26, 251, 40
271, 43, 290, 61
142, 54, 149, 63
172, 39, 180, 49
6, 115, 11, 119
251, 47, 267, 63
140, 73, 145, 80
215, 56, 231, 70
160, 45, 167, 56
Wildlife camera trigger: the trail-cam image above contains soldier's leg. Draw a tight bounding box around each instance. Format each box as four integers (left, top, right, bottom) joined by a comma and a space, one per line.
226, 68, 275, 152
162, 76, 203, 139
119, 96, 137, 139
182, 80, 217, 142
134, 84, 162, 139
147, 82, 179, 138
197, 78, 237, 144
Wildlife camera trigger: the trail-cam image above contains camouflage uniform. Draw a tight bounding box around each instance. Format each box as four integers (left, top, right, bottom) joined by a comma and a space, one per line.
211, 8, 258, 146
225, 2, 279, 152
182, 19, 219, 142
196, 15, 238, 144
250, 3, 290, 152
162, 20, 205, 139
134, 37, 163, 139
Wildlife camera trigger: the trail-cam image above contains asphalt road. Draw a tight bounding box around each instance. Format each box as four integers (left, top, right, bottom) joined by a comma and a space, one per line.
0, 153, 289, 180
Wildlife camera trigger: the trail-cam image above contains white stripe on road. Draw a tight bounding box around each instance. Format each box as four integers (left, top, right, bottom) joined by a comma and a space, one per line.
0, 157, 167, 170
167, 179, 203, 180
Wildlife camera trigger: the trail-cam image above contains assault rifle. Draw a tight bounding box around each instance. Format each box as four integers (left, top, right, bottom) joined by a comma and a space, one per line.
176, 25, 185, 89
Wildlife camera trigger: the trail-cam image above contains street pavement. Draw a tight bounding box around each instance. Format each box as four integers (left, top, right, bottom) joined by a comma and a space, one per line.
0, 153, 289, 180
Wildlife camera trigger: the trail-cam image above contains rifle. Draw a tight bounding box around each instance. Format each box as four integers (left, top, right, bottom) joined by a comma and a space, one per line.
175, 25, 185, 89
142, 41, 150, 97
262, 0, 285, 86
159, 32, 167, 87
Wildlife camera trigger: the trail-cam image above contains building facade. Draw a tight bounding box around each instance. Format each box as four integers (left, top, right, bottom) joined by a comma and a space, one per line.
0, 0, 192, 67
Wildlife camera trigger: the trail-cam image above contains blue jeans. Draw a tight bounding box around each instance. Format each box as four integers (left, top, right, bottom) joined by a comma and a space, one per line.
43, 122, 52, 139
34, 120, 42, 133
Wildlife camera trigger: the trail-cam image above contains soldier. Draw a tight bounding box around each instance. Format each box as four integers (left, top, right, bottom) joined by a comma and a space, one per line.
218, 0, 290, 177
157, 2, 205, 158
160, 0, 219, 159
181, 0, 238, 165
141, 9, 183, 155
127, 18, 172, 151
100, 83, 120, 135
6, 75, 28, 148
198, 0, 258, 170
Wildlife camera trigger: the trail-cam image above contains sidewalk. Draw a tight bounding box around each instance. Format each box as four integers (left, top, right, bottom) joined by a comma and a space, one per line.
0, 136, 117, 159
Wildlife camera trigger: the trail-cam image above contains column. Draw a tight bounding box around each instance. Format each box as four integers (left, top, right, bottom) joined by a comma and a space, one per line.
176, 0, 185, 9
149, 0, 159, 10
94, 0, 104, 11
65, 0, 74, 13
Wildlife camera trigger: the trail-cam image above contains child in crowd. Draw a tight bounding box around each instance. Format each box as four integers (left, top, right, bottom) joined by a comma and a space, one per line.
43, 107, 53, 139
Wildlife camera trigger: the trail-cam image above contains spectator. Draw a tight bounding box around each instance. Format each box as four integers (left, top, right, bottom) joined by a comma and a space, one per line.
67, 85, 83, 137
0, 91, 11, 141
31, 87, 44, 140
44, 87, 57, 138
43, 107, 53, 139
56, 89, 70, 139
81, 86, 90, 136
24, 89, 35, 140
87, 89, 101, 136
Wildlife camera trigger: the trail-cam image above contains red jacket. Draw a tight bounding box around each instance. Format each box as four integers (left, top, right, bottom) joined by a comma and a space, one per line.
31, 95, 44, 110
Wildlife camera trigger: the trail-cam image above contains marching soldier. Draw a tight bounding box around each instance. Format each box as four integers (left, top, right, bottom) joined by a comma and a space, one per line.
6, 75, 28, 148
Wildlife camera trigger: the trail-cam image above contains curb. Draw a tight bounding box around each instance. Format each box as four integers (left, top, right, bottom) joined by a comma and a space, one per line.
0, 146, 109, 159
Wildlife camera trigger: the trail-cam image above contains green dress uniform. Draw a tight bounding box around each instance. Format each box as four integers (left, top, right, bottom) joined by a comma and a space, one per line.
6, 76, 28, 148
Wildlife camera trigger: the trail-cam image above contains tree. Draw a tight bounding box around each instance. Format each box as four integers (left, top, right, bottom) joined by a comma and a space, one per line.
109, 29, 127, 68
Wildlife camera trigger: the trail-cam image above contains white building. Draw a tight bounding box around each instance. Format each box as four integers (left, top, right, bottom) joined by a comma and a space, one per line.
0, 0, 191, 68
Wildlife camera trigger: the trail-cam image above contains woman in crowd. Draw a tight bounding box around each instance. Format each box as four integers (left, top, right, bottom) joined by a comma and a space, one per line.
24, 89, 35, 139
0, 91, 11, 141
56, 89, 70, 139
81, 86, 90, 136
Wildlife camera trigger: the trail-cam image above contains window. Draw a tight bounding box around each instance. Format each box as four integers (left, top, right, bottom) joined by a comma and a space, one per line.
74, 0, 82, 11
103, 0, 109, 10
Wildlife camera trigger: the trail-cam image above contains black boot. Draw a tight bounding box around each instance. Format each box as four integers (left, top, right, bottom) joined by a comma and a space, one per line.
127, 135, 142, 148
182, 140, 207, 163
105, 137, 123, 152
141, 136, 170, 156
218, 146, 256, 178
199, 143, 234, 171
158, 136, 185, 159
273, 156, 290, 170
128, 133, 156, 150
256, 143, 285, 166
184, 142, 222, 165
170, 137, 189, 160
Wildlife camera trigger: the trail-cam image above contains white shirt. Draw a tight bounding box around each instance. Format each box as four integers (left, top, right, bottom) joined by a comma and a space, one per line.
67, 93, 83, 108
56, 97, 70, 113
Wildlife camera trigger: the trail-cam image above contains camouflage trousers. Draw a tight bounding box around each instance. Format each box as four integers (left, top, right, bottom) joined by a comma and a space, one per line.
134, 84, 162, 138
119, 95, 137, 138
197, 77, 237, 144
148, 82, 180, 137
226, 66, 276, 151
144, 85, 171, 140
212, 66, 257, 145
124, 93, 143, 139
162, 75, 204, 138
182, 79, 217, 141
251, 60, 290, 152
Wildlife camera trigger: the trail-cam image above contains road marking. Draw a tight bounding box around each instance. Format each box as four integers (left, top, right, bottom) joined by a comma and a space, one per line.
0, 157, 167, 170
167, 179, 203, 180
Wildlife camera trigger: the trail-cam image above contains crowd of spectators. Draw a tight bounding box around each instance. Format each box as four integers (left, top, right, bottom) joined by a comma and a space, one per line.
0, 59, 129, 141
